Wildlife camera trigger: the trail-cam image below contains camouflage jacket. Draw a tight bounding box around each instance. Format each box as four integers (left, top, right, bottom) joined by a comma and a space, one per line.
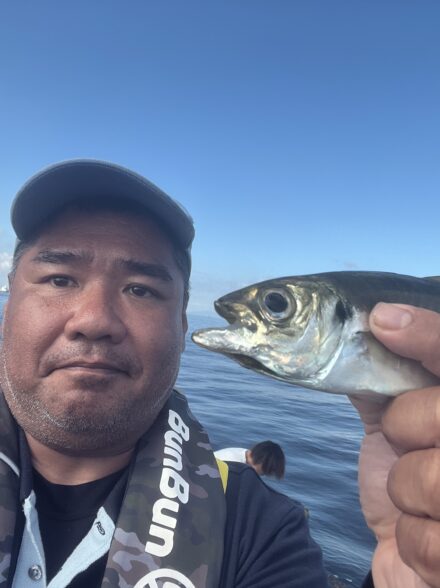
0, 390, 226, 587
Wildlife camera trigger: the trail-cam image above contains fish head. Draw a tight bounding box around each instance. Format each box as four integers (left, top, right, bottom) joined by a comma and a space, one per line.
192, 277, 349, 386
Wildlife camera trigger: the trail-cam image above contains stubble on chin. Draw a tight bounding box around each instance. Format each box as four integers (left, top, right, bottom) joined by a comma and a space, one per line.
0, 346, 179, 457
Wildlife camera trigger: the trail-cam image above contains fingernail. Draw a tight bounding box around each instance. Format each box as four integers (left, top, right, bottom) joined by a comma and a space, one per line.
372, 303, 413, 330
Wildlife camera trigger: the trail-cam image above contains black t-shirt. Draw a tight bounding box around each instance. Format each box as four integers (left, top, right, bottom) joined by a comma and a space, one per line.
33, 468, 126, 587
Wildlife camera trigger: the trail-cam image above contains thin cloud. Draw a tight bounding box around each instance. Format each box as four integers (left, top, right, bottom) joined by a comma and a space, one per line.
342, 261, 359, 270
0, 252, 12, 273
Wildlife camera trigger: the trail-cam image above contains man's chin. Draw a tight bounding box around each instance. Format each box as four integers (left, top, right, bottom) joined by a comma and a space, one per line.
14, 395, 143, 455
41, 438, 136, 458
42, 384, 133, 416
27, 417, 139, 456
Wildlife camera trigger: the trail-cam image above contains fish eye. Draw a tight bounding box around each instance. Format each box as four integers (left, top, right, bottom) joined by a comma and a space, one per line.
261, 289, 295, 319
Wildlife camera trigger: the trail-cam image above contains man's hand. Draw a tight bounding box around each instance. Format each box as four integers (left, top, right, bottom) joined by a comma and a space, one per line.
352, 303, 440, 588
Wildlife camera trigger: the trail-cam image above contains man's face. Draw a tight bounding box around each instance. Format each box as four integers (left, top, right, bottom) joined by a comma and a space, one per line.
0, 208, 188, 456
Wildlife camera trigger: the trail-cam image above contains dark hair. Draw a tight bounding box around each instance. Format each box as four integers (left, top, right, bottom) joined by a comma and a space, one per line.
250, 440, 286, 479
10, 198, 191, 303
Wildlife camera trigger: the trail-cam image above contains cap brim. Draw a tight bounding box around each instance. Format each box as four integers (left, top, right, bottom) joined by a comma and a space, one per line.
11, 159, 195, 250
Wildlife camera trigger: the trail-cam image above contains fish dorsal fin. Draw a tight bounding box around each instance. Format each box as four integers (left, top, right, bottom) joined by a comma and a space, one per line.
424, 276, 440, 282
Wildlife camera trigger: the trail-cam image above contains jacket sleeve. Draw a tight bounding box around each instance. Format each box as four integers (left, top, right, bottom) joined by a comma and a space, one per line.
221, 463, 329, 588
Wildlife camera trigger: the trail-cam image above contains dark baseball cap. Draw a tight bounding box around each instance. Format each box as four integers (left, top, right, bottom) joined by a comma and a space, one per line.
11, 159, 195, 263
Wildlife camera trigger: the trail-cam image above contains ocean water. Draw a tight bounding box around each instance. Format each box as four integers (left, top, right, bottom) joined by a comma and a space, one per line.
178, 314, 377, 586
0, 295, 375, 586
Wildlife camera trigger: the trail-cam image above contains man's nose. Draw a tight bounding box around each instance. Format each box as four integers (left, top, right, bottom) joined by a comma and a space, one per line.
64, 283, 127, 343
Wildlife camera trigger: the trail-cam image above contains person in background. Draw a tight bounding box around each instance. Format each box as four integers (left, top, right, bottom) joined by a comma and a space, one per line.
215, 440, 286, 479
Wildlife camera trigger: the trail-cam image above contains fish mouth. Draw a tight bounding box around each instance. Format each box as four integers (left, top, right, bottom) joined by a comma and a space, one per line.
214, 300, 239, 323
214, 301, 258, 333
225, 352, 277, 377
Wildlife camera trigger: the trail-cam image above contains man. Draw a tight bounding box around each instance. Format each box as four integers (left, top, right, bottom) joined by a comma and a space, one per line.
0, 160, 328, 588
214, 440, 286, 479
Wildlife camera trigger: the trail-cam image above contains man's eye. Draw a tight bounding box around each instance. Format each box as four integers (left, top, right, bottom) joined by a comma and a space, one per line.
50, 276, 74, 288
128, 285, 153, 298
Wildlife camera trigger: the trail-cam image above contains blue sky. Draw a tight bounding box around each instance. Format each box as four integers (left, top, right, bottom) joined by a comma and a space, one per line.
0, 1, 439, 313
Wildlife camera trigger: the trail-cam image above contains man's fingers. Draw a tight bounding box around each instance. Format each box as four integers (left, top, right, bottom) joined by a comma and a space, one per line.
388, 448, 440, 519
370, 304, 440, 377
388, 442, 440, 586
381, 388, 440, 451
396, 514, 440, 588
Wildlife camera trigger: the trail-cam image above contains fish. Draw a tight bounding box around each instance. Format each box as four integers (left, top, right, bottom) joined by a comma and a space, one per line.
191, 271, 440, 397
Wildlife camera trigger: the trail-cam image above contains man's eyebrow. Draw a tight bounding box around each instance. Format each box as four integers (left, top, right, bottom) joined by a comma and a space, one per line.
31, 250, 92, 265
117, 259, 173, 282
30, 250, 173, 282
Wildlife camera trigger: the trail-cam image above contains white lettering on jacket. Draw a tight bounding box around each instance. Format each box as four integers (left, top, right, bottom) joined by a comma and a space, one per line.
145, 409, 190, 558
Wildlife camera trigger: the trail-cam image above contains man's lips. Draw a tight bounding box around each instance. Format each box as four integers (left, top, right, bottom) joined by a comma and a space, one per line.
42, 350, 139, 377
49, 361, 128, 375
